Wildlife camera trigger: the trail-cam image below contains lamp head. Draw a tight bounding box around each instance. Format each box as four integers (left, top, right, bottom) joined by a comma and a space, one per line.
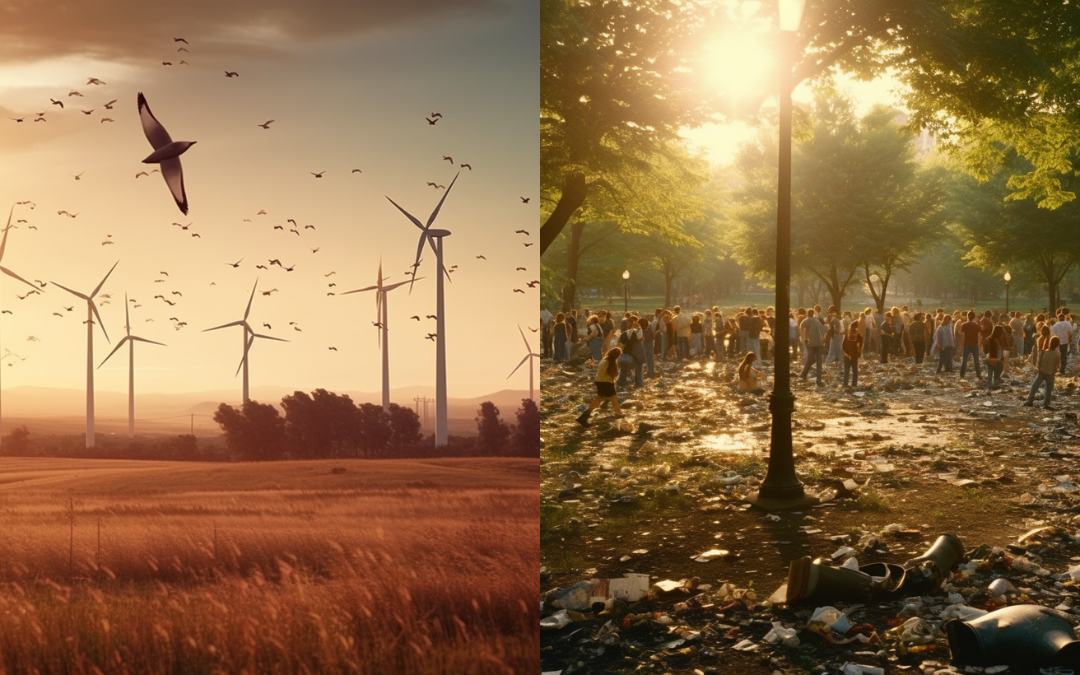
622, 270, 630, 280
778, 0, 806, 32
1004, 271, 1012, 282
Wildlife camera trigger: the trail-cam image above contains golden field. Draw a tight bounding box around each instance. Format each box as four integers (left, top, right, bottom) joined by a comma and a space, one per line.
0, 457, 538, 674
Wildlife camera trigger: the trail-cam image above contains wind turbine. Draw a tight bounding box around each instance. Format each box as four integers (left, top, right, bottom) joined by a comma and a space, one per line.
0, 205, 41, 446
99, 293, 165, 437
507, 325, 539, 402
204, 280, 286, 403
387, 172, 459, 446
51, 261, 118, 448
340, 259, 419, 412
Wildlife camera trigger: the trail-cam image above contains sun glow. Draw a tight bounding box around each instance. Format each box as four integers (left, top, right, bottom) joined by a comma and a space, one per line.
699, 30, 776, 114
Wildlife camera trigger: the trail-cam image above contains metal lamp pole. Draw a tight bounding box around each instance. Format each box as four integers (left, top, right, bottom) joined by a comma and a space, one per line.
1004, 271, 1011, 315
622, 270, 630, 314
748, 0, 817, 511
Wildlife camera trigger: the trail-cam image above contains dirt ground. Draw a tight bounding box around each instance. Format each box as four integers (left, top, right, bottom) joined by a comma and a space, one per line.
540, 350, 1080, 675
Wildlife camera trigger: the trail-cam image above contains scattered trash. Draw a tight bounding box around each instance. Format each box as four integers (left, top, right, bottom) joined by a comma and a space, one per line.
691, 548, 730, 563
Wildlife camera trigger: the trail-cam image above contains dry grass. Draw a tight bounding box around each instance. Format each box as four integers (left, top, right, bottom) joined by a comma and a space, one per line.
0, 457, 539, 674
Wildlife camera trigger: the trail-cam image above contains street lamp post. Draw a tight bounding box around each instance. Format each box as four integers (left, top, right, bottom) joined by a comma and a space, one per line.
1004, 271, 1011, 315
622, 270, 630, 314
747, 0, 817, 511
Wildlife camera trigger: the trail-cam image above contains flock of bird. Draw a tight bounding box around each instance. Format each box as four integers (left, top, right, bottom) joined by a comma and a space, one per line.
1, 35, 538, 383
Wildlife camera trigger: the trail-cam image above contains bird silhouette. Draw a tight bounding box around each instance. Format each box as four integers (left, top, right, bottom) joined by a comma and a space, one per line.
227, 259, 242, 268
324, 271, 336, 277
50, 99, 63, 108
162, 61, 172, 66
163, 299, 176, 306
284, 265, 295, 272
430, 112, 442, 119
327, 282, 336, 287
310, 171, 325, 178
460, 163, 472, 170
269, 259, 281, 266
262, 289, 278, 296
10, 117, 23, 123
520, 197, 530, 203
425, 333, 437, 341
373, 321, 385, 329
103, 100, 117, 109
273, 225, 284, 230
191, 233, 201, 238
524, 242, 534, 247
513, 289, 525, 294
73, 173, 83, 180
256, 120, 274, 129
174, 37, 188, 43
476, 255, 486, 260
256, 209, 267, 215
515, 229, 530, 235
293, 326, 302, 332
80, 109, 93, 115
351, 168, 362, 173
255, 264, 268, 270
160, 271, 169, 276
263, 323, 272, 330
328, 346, 337, 351
100, 118, 114, 123
68, 90, 83, 97
290, 229, 299, 236
516, 267, 526, 271
410, 315, 420, 321
304, 224, 315, 230
527, 280, 539, 287
426, 315, 437, 320
442, 156, 453, 163
225, 71, 239, 78
311, 247, 320, 254
52, 312, 63, 317
171, 291, 182, 297
287, 218, 297, 226
425, 116, 438, 125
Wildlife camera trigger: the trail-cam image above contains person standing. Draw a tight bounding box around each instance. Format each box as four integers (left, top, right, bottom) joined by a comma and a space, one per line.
799, 308, 825, 385
879, 310, 895, 364
671, 306, 692, 361
985, 325, 1005, 389
690, 313, 704, 358
841, 323, 863, 388
599, 310, 616, 354
640, 316, 656, 379
585, 314, 604, 362
824, 307, 843, 366
935, 314, 955, 373
617, 322, 644, 388
1010, 312, 1025, 358
747, 308, 762, 360
577, 347, 624, 426
703, 310, 717, 360
909, 312, 928, 365
1025, 336, 1062, 409
959, 310, 983, 379
738, 308, 751, 356
552, 313, 569, 362
1050, 314, 1073, 374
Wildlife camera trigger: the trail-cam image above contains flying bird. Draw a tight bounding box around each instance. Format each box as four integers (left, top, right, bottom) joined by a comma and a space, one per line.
191, 233, 201, 238
179, 60, 189, 66
426, 315, 437, 320
351, 168, 362, 173
516, 267, 526, 271
324, 271, 335, 277
50, 99, 63, 108
410, 315, 420, 321
257, 210, 267, 215
311, 247, 319, 254
138, 92, 196, 215
135, 171, 149, 178
527, 280, 539, 288
520, 197, 530, 203
328, 346, 337, 351
442, 156, 453, 163
263, 323, 271, 330
425, 334, 437, 341
68, 90, 83, 97
10, 117, 23, 123
256, 120, 274, 129
304, 224, 315, 230
262, 289, 278, 296
425, 116, 439, 125
430, 112, 442, 119
460, 163, 472, 170
513, 288, 525, 294
476, 255, 486, 260
174, 37, 188, 43
86, 77, 105, 85
310, 171, 325, 178
72, 173, 83, 181
103, 100, 117, 109
255, 264, 268, 270
80, 109, 94, 115
273, 225, 284, 230
178, 47, 189, 52
227, 259, 242, 268
515, 229, 529, 235
225, 71, 239, 78
100, 117, 114, 123
162, 61, 172, 66
524, 242, 534, 247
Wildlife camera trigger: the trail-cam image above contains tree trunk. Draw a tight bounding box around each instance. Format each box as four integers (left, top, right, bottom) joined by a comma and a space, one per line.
540, 172, 587, 255
563, 220, 584, 309
664, 263, 674, 308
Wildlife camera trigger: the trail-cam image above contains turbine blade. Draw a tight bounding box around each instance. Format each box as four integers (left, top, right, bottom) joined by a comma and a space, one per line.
97, 335, 130, 368
91, 260, 119, 298
425, 171, 459, 228
507, 354, 530, 379
0, 265, 39, 292
129, 335, 166, 346
91, 301, 109, 343
252, 332, 288, 342
50, 281, 89, 301
518, 324, 530, 350
124, 292, 131, 334
243, 279, 258, 320
204, 320, 244, 332
408, 236, 425, 294
0, 204, 13, 261
385, 196, 425, 231
383, 278, 418, 292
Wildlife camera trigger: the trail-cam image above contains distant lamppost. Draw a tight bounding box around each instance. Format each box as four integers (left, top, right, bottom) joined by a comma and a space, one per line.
622, 270, 630, 313
1004, 271, 1012, 315
748, 0, 817, 511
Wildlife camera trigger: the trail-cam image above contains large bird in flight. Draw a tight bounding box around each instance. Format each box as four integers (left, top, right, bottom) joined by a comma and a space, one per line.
138, 92, 195, 214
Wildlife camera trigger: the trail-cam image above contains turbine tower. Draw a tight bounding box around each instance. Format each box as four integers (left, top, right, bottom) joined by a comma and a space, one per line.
99, 293, 165, 437
387, 172, 459, 446
0, 205, 41, 446
340, 259, 419, 412
507, 325, 539, 402
51, 261, 118, 448
204, 280, 286, 403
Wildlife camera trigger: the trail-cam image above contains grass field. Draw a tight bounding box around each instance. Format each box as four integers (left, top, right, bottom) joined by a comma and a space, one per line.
0, 457, 538, 674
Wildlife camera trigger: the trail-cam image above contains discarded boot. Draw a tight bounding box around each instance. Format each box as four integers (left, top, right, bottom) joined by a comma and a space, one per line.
784, 556, 873, 605
576, 411, 591, 427
901, 533, 963, 595
946, 604, 1080, 668
858, 562, 906, 597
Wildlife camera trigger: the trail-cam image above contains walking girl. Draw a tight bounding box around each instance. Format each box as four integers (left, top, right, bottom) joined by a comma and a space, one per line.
577, 347, 624, 426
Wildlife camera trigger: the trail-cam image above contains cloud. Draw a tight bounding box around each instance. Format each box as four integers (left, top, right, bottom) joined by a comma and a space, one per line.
0, 0, 509, 64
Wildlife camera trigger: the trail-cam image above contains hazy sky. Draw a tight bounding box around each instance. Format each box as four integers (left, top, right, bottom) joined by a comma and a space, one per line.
0, 0, 538, 407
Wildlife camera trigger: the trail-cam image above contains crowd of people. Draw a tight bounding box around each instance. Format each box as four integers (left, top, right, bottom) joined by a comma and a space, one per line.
539, 302, 1079, 425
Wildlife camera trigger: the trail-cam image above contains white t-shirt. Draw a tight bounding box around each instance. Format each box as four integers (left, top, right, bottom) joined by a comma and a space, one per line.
1050, 320, 1072, 345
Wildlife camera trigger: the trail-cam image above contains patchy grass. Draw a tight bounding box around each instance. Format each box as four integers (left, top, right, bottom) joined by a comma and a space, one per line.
856, 487, 892, 512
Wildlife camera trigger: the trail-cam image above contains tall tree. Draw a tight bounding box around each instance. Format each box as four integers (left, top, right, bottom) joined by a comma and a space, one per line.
213, 400, 286, 461
513, 399, 541, 457
475, 401, 511, 456
540, 0, 725, 254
